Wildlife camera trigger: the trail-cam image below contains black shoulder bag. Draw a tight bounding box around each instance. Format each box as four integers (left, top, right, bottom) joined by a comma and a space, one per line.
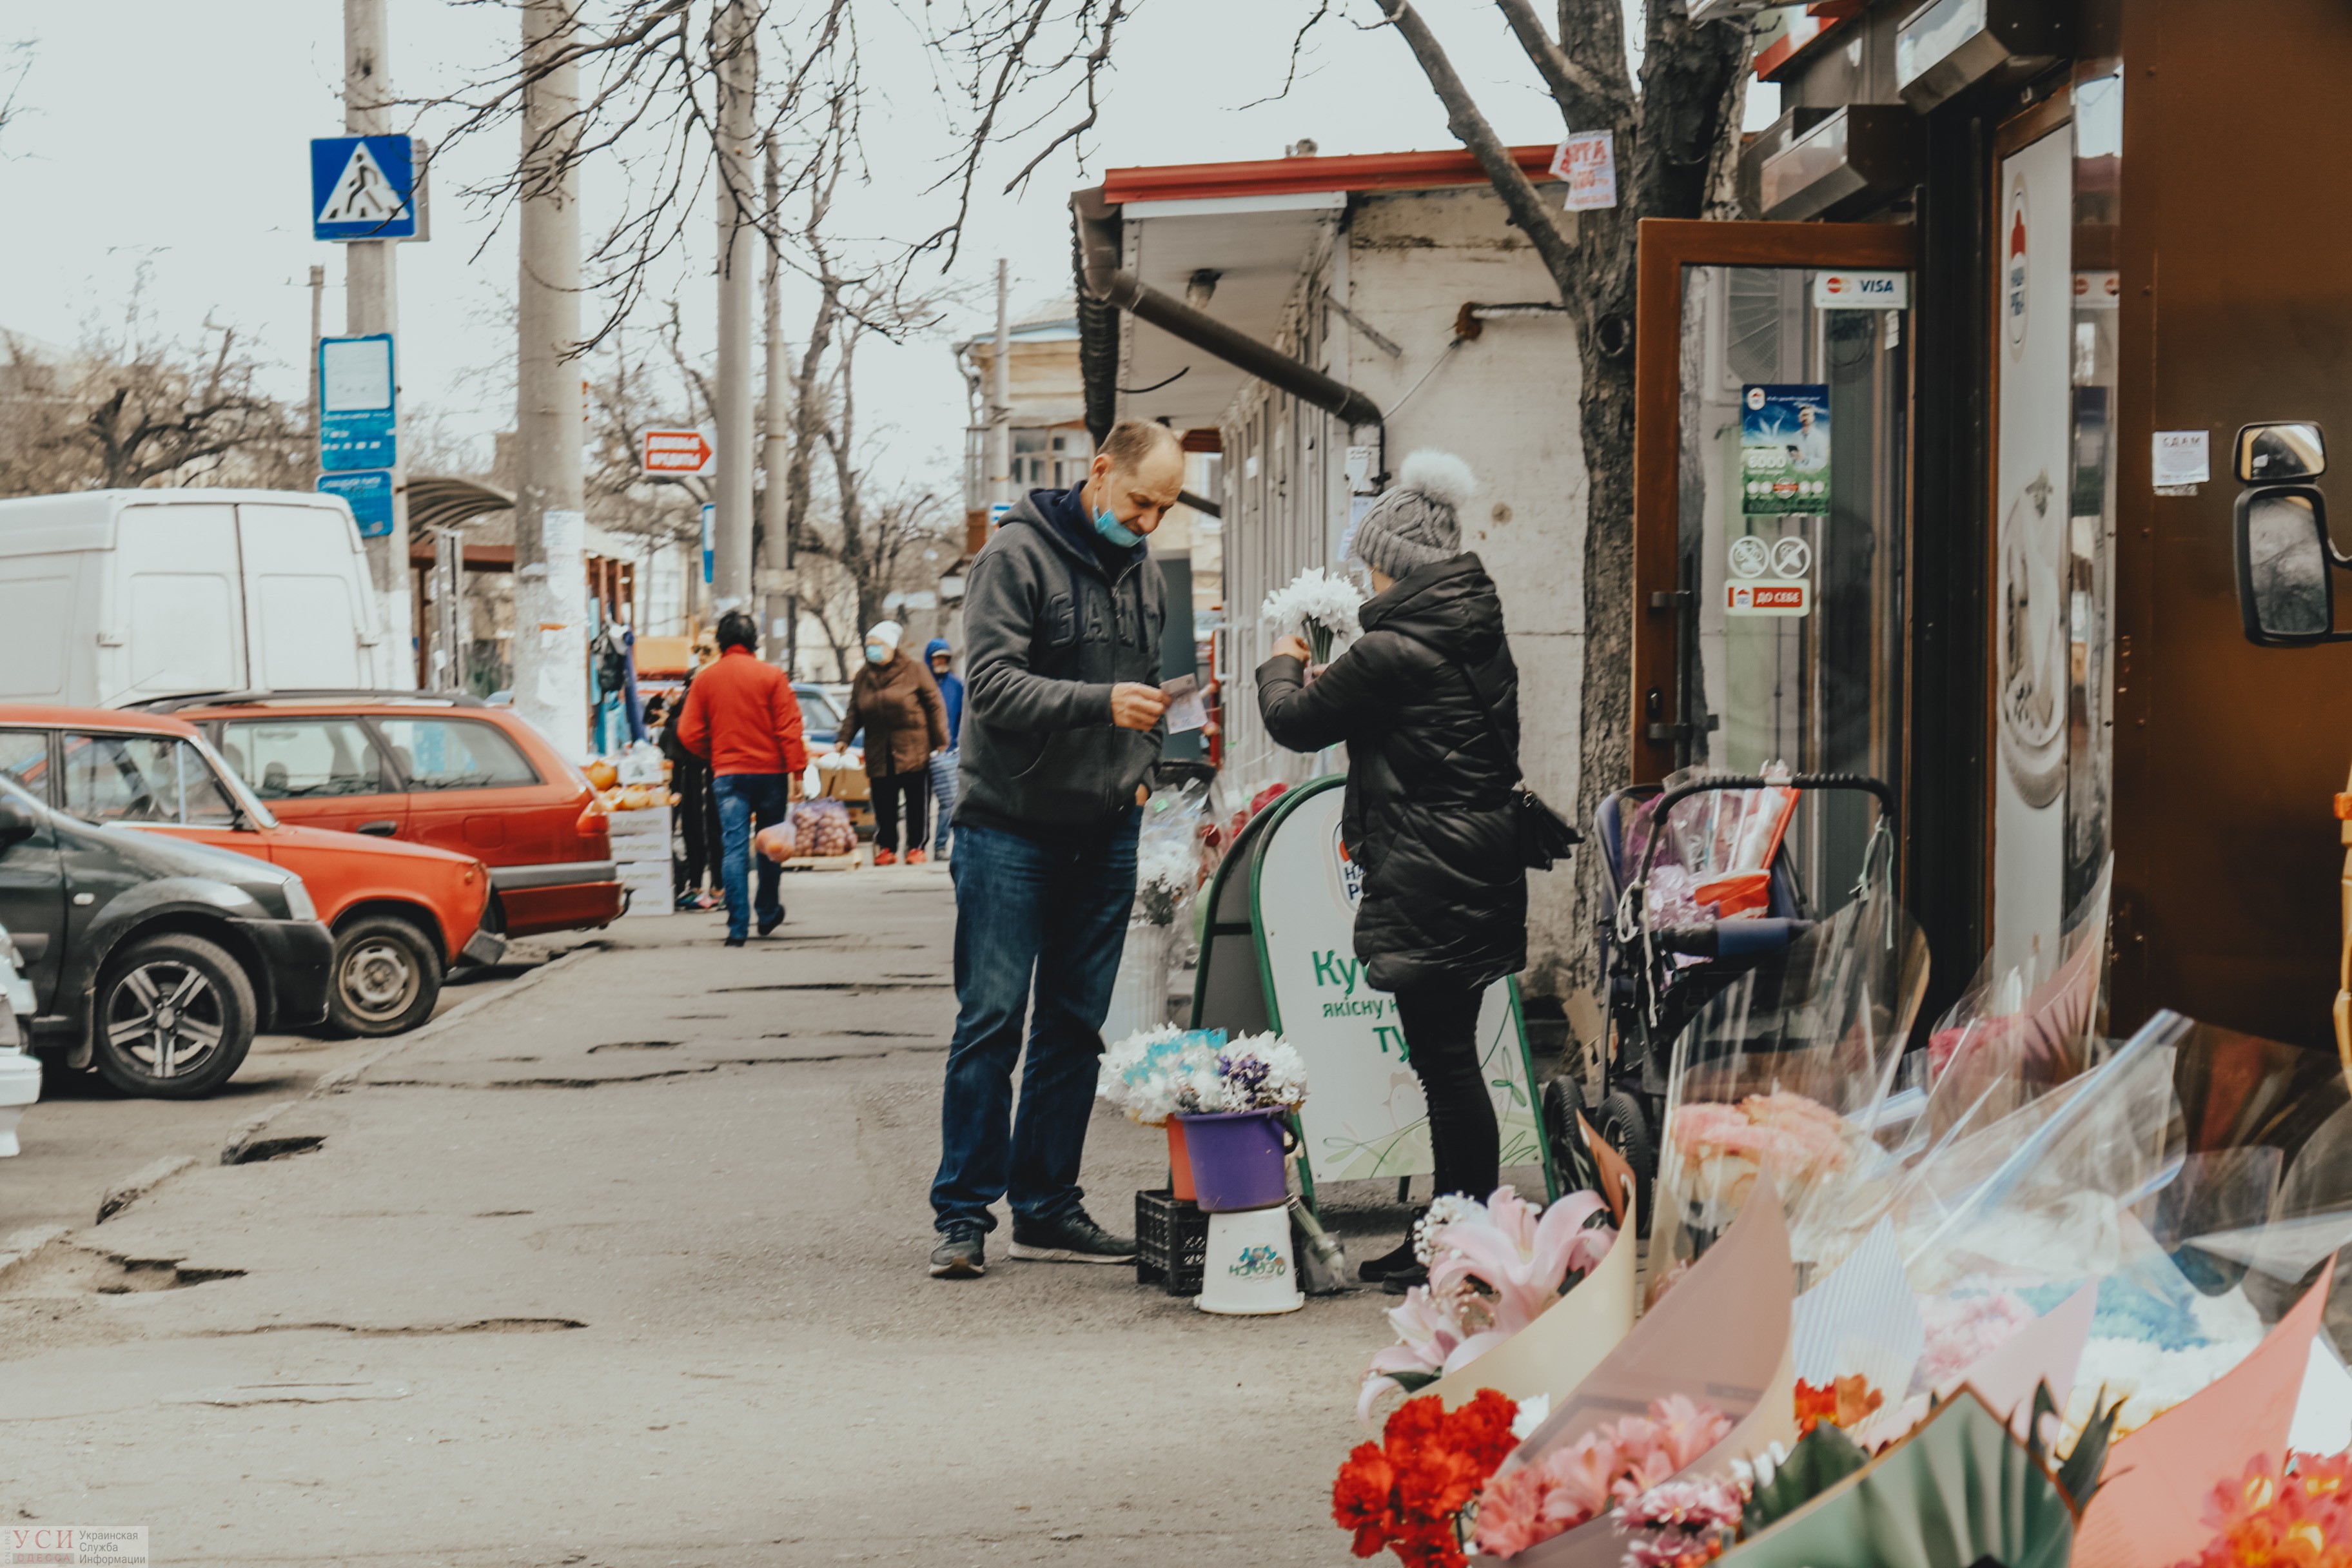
1393, 632, 1583, 871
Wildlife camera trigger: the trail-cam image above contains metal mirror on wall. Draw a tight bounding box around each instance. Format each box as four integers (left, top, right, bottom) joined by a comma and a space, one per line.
2237, 487, 2337, 645
2235, 422, 2326, 485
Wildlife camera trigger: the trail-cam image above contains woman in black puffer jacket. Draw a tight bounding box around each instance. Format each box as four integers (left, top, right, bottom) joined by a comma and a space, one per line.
1255, 450, 1527, 1288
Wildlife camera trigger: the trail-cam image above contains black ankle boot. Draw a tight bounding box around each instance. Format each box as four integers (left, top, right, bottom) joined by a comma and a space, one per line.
1355, 1231, 1420, 1279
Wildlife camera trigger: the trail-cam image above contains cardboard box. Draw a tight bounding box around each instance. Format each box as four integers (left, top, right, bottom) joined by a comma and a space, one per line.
617, 858, 671, 918
606, 805, 672, 860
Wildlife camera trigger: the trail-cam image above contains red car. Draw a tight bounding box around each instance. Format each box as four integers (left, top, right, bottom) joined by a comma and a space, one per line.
0, 707, 496, 1037
159, 692, 623, 941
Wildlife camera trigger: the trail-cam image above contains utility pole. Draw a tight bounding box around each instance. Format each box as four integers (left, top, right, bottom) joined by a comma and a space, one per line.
989, 259, 1012, 507
306, 264, 326, 484
710, 0, 758, 617
759, 131, 793, 671
514, 0, 588, 754
344, 0, 413, 683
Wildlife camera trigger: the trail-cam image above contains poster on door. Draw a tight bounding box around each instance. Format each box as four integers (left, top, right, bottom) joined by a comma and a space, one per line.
1250, 782, 1545, 1185
1740, 384, 1832, 515
1990, 128, 2075, 972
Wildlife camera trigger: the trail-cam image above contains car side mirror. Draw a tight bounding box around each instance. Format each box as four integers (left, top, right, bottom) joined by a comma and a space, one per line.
2235, 422, 2326, 484
0, 795, 38, 851
2237, 485, 2344, 646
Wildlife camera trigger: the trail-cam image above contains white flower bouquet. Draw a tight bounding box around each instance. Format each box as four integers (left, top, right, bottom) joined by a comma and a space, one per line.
1133, 834, 1197, 926
1260, 565, 1367, 663
1211, 1030, 1309, 1112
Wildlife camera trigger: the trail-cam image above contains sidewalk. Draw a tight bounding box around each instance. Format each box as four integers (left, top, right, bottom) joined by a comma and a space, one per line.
0, 867, 1408, 1565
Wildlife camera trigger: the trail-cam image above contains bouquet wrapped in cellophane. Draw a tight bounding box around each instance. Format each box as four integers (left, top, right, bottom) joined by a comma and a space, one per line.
1912, 857, 2113, 1148
1651, 834, 1930, 1292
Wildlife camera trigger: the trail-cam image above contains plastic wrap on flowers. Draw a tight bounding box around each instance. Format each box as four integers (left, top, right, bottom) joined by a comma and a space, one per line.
1650, 847, 1929, 1289
1914, 856, 2112, 1146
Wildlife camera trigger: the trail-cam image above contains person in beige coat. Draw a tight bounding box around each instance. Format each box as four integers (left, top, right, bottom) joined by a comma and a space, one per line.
842, 620, 950, 865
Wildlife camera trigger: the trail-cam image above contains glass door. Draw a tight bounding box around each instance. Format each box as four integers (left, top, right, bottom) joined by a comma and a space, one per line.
1634, 239, 1914, 906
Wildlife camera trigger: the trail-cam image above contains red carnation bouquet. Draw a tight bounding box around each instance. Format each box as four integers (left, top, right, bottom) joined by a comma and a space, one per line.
1334, 1389, 1521, 1568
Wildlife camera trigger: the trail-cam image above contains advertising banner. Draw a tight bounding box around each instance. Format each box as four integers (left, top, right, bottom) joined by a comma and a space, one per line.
1989, 127, 2075, 971
1740, 384, 1831, 515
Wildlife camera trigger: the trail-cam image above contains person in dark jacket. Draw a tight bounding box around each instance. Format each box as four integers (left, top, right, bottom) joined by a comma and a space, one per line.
925, 418, 1179, 1281
841, 620, 950, 865
657, 638, 724, 910
925, 637, 963, 861
1255, 450, 1527, 1289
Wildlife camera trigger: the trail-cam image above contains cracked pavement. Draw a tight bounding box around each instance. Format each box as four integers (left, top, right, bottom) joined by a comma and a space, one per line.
0, 866, 1414, 1565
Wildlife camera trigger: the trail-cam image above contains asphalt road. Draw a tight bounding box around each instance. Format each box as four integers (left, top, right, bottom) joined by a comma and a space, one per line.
0, 867, 1431, 1565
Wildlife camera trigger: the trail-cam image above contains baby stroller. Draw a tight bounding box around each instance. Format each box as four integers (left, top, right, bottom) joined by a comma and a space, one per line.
1542, 771, 1896, 1230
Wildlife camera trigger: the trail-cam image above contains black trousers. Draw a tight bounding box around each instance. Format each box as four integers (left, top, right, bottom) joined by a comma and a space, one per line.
1393, 980, 1499, 1202
871, 770, 929, 854
672, 762, 718, 897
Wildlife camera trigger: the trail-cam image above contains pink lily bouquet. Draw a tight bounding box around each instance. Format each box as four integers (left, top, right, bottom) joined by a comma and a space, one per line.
1360, 1187, 1617, 1422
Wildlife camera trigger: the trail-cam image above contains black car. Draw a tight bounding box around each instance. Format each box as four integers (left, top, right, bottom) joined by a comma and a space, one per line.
0, 774, 334, 1098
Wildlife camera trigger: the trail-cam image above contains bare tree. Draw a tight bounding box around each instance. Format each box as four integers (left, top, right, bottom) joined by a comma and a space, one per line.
1358, 1, 1749, 986
0, 319, 305, 497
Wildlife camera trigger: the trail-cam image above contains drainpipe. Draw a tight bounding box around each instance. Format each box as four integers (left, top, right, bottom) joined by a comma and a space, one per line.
1071, 187, 1384, 431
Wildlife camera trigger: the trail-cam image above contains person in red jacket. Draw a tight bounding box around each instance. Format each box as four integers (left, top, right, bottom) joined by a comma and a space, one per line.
673, 610, 807, 946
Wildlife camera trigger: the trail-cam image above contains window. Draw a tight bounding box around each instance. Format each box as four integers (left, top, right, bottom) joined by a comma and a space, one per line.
220, 719, 389, 799
61, 734, 239, 826
373, 718, 539, 791
792, 685, 844, 732
0, 730, 48, 795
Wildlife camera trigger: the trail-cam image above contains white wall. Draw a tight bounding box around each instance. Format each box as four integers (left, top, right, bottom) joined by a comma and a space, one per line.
1168, 186, 1588, 989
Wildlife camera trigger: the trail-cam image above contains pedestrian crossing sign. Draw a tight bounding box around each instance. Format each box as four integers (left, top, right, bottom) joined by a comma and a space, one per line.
311, 135, 426, 242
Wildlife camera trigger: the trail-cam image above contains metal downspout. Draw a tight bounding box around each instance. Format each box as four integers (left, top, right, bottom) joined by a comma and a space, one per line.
1070, 188, 1384, 432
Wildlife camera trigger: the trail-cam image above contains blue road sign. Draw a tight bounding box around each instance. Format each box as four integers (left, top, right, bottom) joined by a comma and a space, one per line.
319, 335, 396, 472
318, 469, 395, 539
311, 135, 421, 241
700, 505, 716, 584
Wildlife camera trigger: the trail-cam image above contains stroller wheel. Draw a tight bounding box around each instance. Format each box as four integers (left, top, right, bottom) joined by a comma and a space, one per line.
1540, 1077, 1600, 1198
1592, 1090, 1656, 1235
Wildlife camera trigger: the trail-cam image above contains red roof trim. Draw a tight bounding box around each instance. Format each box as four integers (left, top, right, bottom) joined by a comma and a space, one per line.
1102, 145, 1558, 206
1756, 12, 1850, 81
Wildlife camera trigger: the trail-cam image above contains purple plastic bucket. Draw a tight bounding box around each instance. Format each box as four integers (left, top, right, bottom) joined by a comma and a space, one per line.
1177, 1109, 1290, 1212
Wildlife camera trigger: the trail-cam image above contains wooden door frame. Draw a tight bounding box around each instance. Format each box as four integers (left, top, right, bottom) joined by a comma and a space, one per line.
1630, 218, 1920, 787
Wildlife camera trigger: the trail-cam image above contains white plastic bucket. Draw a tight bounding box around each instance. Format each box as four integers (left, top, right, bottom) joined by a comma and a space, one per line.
1195, 1204, 1304, 1316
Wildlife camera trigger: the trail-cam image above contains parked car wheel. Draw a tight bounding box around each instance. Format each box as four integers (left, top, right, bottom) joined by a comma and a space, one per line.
93, 932, 256, 1099
328, 915, 440, 1037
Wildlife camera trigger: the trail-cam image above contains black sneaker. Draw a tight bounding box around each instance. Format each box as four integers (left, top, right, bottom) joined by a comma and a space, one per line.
928, 1222, 987, 1279
723, 934, 746, 948
1008, 1207, 1137, 1264
757, 912, 784, 936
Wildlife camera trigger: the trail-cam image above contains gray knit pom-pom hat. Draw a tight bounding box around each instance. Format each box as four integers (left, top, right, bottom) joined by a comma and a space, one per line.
1349, 449, 1477, 580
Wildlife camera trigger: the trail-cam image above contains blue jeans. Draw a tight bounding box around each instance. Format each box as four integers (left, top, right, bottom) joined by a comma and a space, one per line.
711, 772, 789, 941
927, 749, 959, 858
930, 812, 1140, 1233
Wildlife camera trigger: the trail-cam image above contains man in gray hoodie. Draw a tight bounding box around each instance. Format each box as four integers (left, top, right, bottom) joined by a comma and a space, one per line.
927, 420, 1181, 1279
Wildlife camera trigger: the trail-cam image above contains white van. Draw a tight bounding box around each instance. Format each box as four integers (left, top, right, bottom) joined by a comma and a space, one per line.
0, 489, 401, 707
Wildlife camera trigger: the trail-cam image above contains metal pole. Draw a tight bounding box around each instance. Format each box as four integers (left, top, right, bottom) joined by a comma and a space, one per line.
710, 0, 757, 616
760, 130, 792, 669
306, 264, 326, 484
989, 259, 1012, 505
344, 0, 413, 684
514, 0, 588, 753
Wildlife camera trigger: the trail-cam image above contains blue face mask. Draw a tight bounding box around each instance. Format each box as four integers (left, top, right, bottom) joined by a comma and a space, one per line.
864, 644, 889, 665
1092, 508, 1144, 549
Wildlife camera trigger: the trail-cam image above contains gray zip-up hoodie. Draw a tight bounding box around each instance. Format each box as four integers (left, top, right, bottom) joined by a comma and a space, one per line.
955, 487, 1167, 836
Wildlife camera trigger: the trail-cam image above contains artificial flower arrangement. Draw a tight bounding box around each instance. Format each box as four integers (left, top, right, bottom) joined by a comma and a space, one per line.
1095, 1026, 1308, 1126
1358, 1187, 1618, 1421
1262, 565, 1367, 663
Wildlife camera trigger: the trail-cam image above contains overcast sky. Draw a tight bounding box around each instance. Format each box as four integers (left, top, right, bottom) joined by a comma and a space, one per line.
0, 1, 1771, 493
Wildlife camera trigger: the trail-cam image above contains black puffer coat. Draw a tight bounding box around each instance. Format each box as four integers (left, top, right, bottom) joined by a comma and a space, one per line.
1255, 554, 1527, 992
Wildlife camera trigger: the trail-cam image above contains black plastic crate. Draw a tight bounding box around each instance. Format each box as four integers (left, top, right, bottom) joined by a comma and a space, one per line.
1135, 1188, 1209, 1296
